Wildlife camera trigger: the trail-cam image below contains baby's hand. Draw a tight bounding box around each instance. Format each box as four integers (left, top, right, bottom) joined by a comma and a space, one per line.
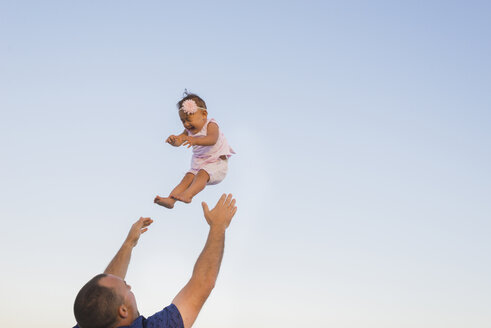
182, 136, 197, 148
166, 135, 184, 147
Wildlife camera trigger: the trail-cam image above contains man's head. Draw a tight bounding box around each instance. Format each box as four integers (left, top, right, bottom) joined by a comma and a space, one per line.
74, 274, 138, 328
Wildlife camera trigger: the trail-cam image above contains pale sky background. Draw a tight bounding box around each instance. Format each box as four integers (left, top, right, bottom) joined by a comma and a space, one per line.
1, 1, 490, 327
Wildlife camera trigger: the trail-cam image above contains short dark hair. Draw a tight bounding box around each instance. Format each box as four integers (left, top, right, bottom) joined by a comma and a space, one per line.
177, 89, 207, 110
74, 273, 123, 328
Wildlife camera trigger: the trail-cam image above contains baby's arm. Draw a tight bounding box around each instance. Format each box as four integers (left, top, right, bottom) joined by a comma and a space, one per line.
166, 130, 188, 147
183, 122, 219, 148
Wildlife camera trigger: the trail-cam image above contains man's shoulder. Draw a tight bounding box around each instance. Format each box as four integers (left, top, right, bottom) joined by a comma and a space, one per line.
139, 304, 184, 328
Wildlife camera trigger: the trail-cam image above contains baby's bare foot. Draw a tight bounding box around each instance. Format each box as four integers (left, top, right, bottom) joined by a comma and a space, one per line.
154, 195, 175, 209
174, 193, 193, 204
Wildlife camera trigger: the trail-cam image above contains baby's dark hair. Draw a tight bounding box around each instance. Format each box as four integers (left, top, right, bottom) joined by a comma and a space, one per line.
177, 89, 207, 110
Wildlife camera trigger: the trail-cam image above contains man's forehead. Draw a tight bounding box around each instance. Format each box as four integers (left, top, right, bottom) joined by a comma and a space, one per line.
99, 274, 124, 288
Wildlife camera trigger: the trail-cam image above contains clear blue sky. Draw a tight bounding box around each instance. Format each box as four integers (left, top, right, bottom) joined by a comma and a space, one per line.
1, 1, 490, 327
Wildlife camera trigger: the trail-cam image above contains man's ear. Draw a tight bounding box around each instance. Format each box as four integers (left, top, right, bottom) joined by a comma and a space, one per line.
118, 304, 129, 319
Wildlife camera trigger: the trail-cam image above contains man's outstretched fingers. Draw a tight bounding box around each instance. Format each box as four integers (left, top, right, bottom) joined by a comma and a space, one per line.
202, 202, 210, 215
215, 193, 227, 207
225, 193, 233, 206
138, 217, 151, 229
229, 198, 236, 210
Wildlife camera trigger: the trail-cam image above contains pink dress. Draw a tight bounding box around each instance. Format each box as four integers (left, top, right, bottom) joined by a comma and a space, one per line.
187, 118, 235, 184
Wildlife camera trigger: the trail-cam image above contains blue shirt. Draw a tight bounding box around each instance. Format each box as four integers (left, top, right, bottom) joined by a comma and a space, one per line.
74, 304, 184, 328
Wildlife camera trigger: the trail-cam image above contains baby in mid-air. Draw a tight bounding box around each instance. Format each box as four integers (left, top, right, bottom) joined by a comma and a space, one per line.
154, 91, 235, 209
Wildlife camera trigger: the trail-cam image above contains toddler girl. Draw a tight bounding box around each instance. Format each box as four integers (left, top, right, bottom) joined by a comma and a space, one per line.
154, 92, 235, 209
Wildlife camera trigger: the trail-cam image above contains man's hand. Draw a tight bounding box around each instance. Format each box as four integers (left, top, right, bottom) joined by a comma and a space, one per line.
173, 194, 238, 328
201, 194, 237, 230
105, 217, 153, 279
124, 217, 153, 247
166, 135, 186, 147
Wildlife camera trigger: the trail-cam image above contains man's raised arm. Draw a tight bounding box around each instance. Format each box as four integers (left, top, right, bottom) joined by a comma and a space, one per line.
172, 194, 237, 328
104, 217, 154, 279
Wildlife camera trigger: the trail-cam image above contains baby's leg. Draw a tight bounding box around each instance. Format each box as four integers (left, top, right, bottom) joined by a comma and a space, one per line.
174, 170, 209, 203
154, 173, 195, 209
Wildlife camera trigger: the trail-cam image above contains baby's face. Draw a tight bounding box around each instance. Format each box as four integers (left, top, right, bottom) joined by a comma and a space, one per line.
179, 109, 207, 134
